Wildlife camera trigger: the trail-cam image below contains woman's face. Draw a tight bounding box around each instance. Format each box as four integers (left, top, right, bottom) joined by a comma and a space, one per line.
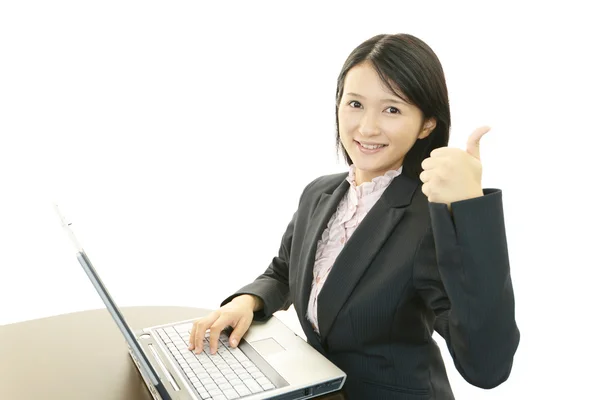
338, 62, 436, 185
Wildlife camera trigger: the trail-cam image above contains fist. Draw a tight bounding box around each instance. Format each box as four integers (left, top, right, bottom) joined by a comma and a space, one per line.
419, 126, 490, 209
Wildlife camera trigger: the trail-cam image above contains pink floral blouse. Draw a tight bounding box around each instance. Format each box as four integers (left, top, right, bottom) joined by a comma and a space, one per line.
306, 164, 403, 335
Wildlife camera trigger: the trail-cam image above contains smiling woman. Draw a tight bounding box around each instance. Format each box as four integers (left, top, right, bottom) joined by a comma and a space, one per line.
189, 33, 519, 400
337, 63, 437, 185
335, 34, 450, 186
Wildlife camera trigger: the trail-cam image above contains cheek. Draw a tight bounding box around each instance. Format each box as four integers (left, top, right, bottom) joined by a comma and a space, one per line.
384, 121, 421, 148
390, 133, 416, 148
338, 111, 358, 137
337, 116, 350, 141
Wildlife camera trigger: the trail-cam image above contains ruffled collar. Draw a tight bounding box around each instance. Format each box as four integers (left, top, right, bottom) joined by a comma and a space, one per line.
346, 164, 403, 199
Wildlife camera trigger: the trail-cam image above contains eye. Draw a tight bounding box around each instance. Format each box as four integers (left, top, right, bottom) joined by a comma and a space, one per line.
385, 107, 401, 114
348, 100, 362, 108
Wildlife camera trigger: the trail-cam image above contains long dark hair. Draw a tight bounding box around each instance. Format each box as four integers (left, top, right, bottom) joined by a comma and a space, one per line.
335, 33, 451, 180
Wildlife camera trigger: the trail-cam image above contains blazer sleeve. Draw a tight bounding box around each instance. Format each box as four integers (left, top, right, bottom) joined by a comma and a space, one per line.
413, 188, 520, 389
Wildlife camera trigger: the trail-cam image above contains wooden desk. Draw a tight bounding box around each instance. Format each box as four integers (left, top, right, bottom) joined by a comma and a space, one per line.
0, 306, 345, 400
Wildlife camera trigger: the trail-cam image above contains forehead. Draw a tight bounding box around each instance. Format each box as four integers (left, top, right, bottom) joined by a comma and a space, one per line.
343, 62, 404, 98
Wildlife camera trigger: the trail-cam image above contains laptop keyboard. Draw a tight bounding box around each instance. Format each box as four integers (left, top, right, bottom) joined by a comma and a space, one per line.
156, 324, 276, 400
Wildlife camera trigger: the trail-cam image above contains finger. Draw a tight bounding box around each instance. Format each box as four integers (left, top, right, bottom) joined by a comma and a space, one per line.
466, 126, 491, 160
229, 316, 252, 348
189, 318, 206, 348
422, 154, 445, 171
429, 146, 451, 158
192, 313, 219, 353
419, 169, 431, 183
194, 323, 208, 354
209, 321, 228, 355
421, 157, 434, 171
421, 182, 430, 198
189, 322, 197, 348
194, 315, 219, 353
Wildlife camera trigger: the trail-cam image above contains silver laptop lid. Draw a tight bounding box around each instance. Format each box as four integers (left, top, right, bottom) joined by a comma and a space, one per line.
54, 204, 171, 399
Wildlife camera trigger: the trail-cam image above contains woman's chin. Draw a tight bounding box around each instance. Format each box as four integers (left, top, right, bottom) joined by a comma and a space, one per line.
351, 158, 386, 172
351, 159, 403, 176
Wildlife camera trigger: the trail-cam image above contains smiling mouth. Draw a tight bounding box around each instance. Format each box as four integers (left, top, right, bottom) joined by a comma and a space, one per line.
355, 140, 388, 150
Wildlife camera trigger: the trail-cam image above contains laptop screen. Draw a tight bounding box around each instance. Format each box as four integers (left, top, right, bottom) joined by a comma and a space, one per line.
54, 205, 169, 398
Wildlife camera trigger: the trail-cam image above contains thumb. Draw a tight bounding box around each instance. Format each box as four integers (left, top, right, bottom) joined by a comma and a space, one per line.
466, 126, 491, 160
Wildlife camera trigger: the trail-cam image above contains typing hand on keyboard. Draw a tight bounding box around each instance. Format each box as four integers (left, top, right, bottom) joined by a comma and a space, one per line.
160, 324, 276, 399
189, 294, 262, 355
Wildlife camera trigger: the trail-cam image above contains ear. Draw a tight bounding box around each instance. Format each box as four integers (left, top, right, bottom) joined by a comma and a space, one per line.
417, 118, 437, 140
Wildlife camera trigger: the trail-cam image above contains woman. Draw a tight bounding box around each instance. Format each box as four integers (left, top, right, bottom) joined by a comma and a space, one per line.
189, 33, 520, 399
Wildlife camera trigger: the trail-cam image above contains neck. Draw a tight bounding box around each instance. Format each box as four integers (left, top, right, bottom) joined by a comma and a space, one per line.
354, 170, 377, 186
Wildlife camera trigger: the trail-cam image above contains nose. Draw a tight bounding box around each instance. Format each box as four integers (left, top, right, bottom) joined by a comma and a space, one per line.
358, 112, 381, 137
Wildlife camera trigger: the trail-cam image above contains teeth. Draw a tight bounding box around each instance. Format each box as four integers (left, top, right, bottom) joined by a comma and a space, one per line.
360, 143, 385, 150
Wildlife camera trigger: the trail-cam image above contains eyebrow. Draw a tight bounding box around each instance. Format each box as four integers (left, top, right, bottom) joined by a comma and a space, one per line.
345, 92, 409, 105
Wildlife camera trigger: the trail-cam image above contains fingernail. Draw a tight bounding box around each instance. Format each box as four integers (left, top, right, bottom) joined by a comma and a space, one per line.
230, 338, 237, 347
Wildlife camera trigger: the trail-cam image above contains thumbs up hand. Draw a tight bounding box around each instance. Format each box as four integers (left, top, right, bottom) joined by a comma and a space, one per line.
419, 126, 490, 210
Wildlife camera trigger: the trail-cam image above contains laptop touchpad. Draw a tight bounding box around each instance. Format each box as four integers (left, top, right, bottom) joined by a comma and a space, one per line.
249, 338, 285, 357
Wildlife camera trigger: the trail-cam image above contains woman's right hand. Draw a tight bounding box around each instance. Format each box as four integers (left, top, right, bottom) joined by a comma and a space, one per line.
188, 294, 263, 355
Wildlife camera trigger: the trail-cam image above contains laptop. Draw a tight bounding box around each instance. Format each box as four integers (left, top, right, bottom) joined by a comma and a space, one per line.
54, 204, 346, 400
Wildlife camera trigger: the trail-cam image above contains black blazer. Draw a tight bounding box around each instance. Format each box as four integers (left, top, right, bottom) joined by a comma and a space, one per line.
222, 172, 520, 400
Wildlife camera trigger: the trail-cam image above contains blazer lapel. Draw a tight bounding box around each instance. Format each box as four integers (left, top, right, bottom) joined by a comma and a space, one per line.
296, 178, 349, 344
316, 173, 420, 344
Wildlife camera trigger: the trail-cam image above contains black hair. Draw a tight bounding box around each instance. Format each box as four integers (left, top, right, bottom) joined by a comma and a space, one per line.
335, 33, 451, 180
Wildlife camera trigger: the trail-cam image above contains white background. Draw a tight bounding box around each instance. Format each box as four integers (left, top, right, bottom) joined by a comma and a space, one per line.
1, 1, 598, 398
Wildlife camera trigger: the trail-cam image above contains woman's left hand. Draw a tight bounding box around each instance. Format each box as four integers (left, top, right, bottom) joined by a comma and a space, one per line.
419, 126, 490, 210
